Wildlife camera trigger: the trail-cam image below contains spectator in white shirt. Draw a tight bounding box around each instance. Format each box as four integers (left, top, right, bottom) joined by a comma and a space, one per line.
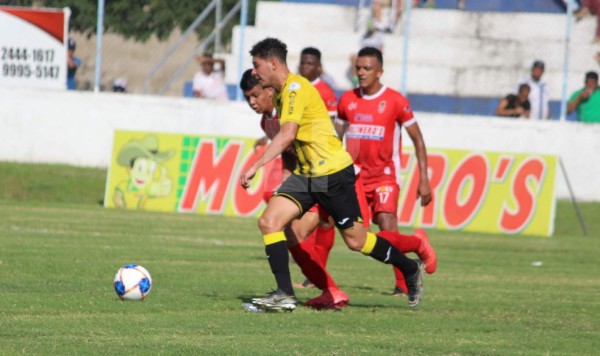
516, 60, 551, 120
192, 52, 228, 101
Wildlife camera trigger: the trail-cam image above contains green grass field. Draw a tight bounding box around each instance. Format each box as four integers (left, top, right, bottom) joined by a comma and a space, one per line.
1, 162, 599, 354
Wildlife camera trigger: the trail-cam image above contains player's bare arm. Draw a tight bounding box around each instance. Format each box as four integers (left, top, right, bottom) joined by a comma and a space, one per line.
404, 122, 432, 206
240, 121, 299, 189
333, 119, 349, 139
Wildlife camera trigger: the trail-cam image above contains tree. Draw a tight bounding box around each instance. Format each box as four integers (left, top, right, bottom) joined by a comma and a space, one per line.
3, 0, 262, 42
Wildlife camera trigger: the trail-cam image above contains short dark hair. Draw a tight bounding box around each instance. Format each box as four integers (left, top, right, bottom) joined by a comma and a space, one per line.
585, 71, 599, 81
301, 47, 321, 62
249, 38, 287, 64
518, 83, 530, 92
239, 69, 260, 92
357, 46, 383, 66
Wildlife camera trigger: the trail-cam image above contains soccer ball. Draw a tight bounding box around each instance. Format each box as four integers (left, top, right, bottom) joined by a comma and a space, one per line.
113, 264, 152, 301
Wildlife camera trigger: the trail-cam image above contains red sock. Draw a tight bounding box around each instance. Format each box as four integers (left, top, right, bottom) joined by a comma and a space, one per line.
313, 226, 335, 268
288, 241, 338, 291
393, 268, 408, 292
376, 230, 421, 253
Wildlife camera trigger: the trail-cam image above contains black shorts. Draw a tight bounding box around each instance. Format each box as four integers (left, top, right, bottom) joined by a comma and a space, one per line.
274, 164, 363, 229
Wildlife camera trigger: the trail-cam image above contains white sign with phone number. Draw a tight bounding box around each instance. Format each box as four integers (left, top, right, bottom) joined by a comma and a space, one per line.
0, 8, 68, 90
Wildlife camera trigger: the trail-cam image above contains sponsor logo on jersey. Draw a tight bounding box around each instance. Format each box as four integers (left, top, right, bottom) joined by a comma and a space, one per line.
289, 82, 301, 91
355, 113, 373, 122
346, 124, 385, 140
337, 217, 350, 225
348, 102, 358, 111
288, 91, 296, 115
376, 185, 394, 193
378, 100, 387, 114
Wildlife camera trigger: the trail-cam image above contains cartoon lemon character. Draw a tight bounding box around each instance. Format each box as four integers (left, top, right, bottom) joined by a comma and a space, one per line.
113, 135, 175, 209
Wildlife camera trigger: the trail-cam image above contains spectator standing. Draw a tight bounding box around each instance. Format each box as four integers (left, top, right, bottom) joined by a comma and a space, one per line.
348, 21, 385, 86
371, 0, 410, 33
574, 0, 600, 42
192, 52, 228, 100
516, 60, 550, 120
567, 71, 600, 123
66, 38, 81, 90
495, 83, 531, 118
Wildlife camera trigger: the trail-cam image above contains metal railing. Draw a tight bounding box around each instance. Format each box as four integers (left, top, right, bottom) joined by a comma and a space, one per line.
142, 0, 240, 95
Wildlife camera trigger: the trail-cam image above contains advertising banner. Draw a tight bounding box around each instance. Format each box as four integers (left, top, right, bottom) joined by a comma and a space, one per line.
105, 130, 557, 236
0, 6, 69, 89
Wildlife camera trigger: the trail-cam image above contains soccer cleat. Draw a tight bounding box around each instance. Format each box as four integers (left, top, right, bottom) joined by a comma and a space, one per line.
392, 286, 406, 297
304, 288, 349, 310
404, 260, 425, 308
293, 279, 316, 289
251, 289, 297, 312
414, 229, 437, 274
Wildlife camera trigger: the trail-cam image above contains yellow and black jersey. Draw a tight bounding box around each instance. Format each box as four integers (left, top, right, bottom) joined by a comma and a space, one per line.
275, 73, 353, 177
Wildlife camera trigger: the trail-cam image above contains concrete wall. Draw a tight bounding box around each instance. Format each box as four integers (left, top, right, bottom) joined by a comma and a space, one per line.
2, 87, 599, 201
226, 2, 595, 99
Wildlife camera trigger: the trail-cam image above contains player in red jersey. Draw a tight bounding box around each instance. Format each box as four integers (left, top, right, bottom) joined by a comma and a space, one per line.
240, 69, 350, 309
291, 47, 341, 289
335, 47, 437, 296
299, 47, 338, 119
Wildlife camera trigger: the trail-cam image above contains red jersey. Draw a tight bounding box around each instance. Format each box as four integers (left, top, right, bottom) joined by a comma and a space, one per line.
260, 108, 280, 140
312, 78, 337, 117
337, 86, 416, 186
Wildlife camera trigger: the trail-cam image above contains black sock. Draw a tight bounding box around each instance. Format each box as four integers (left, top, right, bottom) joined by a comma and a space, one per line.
265, 241, 294, 295
370, 236, 417, 275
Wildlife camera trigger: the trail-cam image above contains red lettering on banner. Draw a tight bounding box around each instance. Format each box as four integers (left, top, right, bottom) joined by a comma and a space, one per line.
420, 153, 448, 226
399, 152, 411, 171
494, 156, 514, 182
179, 140, 242, 213
443, 154, 489, 229
499, 158, 546, 233
232, 146, 271, 216
398, 153, 447, 227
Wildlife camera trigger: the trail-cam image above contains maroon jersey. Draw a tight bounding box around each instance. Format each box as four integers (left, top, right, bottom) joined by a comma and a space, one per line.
260, 108, 280, 140
337, 86, 415, 186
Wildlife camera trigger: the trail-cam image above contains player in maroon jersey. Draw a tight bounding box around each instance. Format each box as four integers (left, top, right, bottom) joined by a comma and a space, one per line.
335, 47, 436, 296
240, 69, 350, 309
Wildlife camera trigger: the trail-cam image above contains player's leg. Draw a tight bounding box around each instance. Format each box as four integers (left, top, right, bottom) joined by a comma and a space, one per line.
313, 214, 336, 268
315, 165, 424, 307
288, 211, 333, 289
251, 195, 301, 310
369, 183, 436, 273
287, 211, 349, 309
293, 209, 334, 289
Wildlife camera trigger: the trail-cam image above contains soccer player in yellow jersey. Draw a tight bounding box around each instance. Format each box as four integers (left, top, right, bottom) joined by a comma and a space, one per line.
240, 38, 425, 311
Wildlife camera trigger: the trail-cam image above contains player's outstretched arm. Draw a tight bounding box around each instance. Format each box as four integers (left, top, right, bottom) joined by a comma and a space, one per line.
240, 122, 298, 189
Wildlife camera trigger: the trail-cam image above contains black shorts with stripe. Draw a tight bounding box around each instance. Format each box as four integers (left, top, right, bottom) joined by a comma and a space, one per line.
274, 164, 363, 229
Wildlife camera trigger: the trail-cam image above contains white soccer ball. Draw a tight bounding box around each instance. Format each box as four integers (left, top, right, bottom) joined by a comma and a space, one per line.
113, 264, 152, 301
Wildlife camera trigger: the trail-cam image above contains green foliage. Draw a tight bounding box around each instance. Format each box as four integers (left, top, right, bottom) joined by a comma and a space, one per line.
5, 0, 266, 42
0, 162, 599, 353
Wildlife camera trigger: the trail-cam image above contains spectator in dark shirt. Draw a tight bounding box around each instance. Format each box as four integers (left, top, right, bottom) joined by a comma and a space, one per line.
495, 83, 531, 118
